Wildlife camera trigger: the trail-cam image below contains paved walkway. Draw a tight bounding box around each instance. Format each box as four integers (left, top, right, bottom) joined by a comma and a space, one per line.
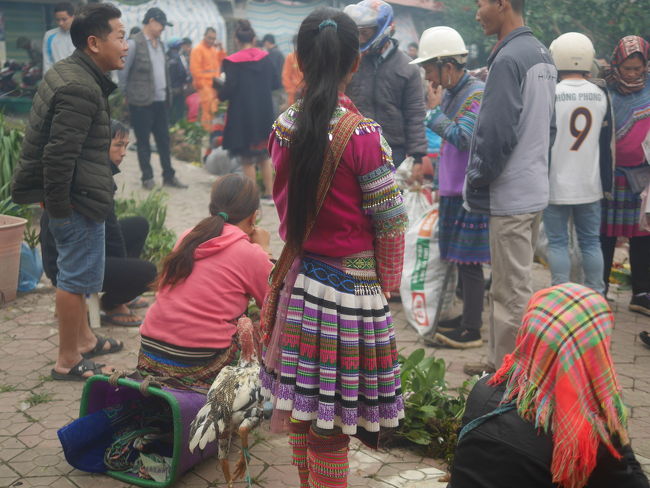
1, 151, 649, 487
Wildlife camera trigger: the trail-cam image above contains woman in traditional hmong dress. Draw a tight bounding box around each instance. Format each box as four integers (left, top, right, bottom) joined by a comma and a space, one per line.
411, 26, 489, 349
259, 8, 407, 488
601, 36, 650, 315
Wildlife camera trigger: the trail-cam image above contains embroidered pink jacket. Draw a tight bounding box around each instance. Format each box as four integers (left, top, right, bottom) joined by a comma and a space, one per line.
269, 99, 407, 290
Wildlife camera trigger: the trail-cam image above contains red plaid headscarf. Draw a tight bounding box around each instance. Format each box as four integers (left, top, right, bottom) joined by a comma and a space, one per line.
490, 283, 629, 488
606, 35, 649, 95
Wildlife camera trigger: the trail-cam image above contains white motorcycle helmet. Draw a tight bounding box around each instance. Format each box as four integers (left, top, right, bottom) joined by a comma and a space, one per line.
549, 32, 595, 72
410, 26, 468, 66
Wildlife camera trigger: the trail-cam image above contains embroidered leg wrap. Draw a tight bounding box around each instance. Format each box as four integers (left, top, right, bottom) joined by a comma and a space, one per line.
289, 418, 310, 487
307, 426, 350, 488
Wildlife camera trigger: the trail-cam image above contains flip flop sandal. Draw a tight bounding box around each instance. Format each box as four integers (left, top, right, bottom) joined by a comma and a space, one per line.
100, 311, 142, 327
81, 334, 124, 359
127, 296, 150, 309
640, 331, 650, 348
51, 358, 107, 381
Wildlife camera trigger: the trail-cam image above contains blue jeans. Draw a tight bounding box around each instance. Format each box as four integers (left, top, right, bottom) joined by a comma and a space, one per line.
543, 202, 605, 294
48, 211, 105, 295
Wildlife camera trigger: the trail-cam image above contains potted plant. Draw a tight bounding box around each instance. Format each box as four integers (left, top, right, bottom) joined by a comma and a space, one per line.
0, 193, 28, 304
0, 113, 29, 303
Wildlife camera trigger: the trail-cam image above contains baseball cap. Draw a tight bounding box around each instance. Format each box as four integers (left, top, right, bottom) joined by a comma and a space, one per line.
143, 7, 173, 27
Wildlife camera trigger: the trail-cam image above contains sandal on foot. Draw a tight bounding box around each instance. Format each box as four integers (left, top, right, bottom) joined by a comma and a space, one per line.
640, 331, 650, 348
81, 334, 124, 359
51, 358, 106, 381
127, 296, 150, 309
101, 311, 142, 327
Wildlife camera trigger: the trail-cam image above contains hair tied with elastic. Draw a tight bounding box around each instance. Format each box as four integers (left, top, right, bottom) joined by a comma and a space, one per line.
319, 19, 337, 32
217, 212, 229, 222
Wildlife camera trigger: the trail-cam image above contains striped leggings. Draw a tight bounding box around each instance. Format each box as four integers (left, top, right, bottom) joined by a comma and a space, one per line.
289, 418, 350, 488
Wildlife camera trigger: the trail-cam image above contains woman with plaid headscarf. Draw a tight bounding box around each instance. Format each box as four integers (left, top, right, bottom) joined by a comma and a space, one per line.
448, 283, 649, 488
600, 36, 650, 316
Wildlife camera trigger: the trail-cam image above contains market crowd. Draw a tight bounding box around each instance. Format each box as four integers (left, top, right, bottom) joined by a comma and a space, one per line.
9, 0, 650, 487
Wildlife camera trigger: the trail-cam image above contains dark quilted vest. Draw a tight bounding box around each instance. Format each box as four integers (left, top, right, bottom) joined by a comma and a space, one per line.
125, 32, 155, 106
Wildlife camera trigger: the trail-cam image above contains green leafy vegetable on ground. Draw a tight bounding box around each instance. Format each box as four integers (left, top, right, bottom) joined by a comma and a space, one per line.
170, 119, 207, 163
386, 348, 477, 466
114, 190, 176, 267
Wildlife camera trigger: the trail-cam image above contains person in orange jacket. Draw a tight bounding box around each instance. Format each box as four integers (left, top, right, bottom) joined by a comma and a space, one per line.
281, 35, 303, 107
190, 27, 226, 131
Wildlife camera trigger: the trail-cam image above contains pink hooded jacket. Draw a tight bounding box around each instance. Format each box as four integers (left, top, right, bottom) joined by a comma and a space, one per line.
140, 224, 272, 350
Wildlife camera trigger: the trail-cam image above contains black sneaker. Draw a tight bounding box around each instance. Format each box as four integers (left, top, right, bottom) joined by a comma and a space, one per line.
629, 293, 650, 317
163, 176, 188, 189
639, 331, 650, 348
142, 178, 155, 190
260, 194, 275, 206
437, 315, 461, 332
435, 328, 483, 349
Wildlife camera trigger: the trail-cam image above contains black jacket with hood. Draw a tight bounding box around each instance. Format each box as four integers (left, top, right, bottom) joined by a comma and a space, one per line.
218, 48, 279, 154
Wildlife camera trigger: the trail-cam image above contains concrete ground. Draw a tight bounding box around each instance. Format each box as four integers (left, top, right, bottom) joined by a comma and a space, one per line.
1, 149, 649, 487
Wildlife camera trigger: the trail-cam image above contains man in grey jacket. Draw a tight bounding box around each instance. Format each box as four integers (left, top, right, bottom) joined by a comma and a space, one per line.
463, 0, 557, 373
344, 0, 427, 168
118, 7, 186, 190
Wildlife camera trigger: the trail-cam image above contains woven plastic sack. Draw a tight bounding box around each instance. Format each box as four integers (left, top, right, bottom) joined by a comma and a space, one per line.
204, 146, 242, 176
400, 208, 458, 337
402, 190, 434, 229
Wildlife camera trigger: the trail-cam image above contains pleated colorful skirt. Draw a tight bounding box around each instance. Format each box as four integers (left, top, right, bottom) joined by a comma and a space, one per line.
602, 168, 650, 238
438, 195, 490, 264
260, 252, 404, 439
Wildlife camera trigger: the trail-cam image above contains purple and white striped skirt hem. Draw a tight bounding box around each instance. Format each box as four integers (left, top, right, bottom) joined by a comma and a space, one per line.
261, 255, 404, 436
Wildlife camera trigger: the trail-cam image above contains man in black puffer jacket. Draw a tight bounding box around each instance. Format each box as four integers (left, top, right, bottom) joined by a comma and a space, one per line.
12, 3, 129, 381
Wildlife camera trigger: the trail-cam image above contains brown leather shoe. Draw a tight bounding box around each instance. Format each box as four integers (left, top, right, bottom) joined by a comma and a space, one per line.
463, 362, 495, 376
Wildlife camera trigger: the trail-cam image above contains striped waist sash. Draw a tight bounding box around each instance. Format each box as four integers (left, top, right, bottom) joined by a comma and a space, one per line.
303, 250, 381, 295
140, 335, 230, 365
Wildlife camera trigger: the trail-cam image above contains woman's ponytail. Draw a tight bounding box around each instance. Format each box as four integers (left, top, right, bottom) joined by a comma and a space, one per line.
285, 9, 359, 248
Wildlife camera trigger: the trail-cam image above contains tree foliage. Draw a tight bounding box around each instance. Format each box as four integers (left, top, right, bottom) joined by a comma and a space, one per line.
437, 0, 489, 67
524, 0, 649, 57
437, 0, 650, 66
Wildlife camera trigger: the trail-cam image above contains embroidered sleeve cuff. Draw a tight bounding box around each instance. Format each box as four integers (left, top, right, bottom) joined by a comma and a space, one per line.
358, 164, 409, 237
426, 108, 452, 137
